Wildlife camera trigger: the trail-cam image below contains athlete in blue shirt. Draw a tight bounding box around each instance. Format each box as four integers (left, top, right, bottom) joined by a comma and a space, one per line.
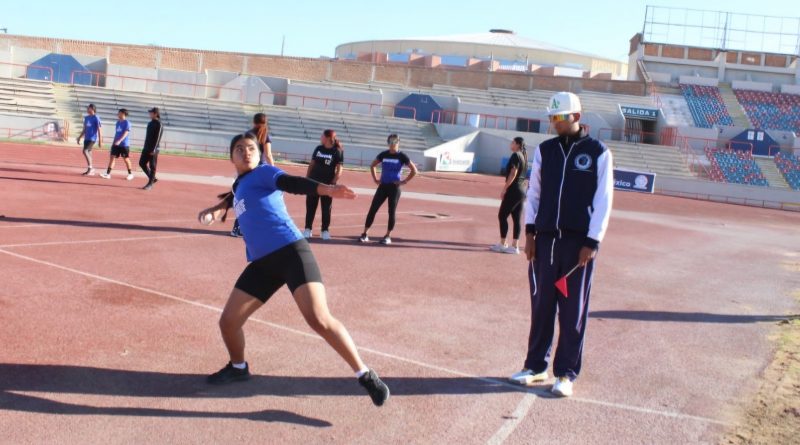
198, 133, 390, 406
75, 104, 102, 176
359, 134, 417, 245
100, 109, 134, 181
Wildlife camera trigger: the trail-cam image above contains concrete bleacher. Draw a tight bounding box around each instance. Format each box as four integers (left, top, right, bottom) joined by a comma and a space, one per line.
605, 140, 696, 179
733, 89, 800, 134
0, 77, 58, 118
67, 85, 439, 152
680, 84, 734, 128
774, 151, 800, 190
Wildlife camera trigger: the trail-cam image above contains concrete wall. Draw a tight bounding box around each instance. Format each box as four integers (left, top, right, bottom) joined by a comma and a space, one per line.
0, 113, 64, 142
731, 80, 772, 92
106, 64, 157, 91
657, 176, 800, 209
286, 82, 383, 115
422, 131, 480, 171
781, 84, 800, 95
679, 75, 719, 86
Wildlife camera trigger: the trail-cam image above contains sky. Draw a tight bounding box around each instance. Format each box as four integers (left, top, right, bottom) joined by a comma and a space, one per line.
1, 0, 796, 62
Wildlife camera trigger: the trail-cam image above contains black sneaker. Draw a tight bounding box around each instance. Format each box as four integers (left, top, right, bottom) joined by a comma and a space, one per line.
358, 369, 390, 406
142, 182, 153, 191
207, 361, 250, 385
230, 226, 243, 237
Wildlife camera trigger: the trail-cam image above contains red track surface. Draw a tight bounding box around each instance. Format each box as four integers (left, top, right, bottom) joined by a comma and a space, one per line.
1, 143, 798, 444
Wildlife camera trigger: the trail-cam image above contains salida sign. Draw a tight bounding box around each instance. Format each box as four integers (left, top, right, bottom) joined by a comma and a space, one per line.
620, 106, 659, 120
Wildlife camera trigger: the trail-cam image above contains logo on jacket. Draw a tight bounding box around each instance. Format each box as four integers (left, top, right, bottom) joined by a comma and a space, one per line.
574, 154, 593, 170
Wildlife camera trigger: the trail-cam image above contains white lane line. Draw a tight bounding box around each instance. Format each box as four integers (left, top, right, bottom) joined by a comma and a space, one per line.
0, 218, 191, 229
486, 394, 537, 445
0, 248, 730, 427
0, 234, 210, 249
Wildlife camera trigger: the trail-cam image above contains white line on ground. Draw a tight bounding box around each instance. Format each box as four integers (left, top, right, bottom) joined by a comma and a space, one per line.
0, 248, 730, 427
0, 234, 209, 249
0, 218, 192, 229
486, 393, 537, 445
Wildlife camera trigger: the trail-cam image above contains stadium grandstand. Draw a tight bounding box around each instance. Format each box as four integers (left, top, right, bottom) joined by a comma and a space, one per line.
0, 5, 799, 210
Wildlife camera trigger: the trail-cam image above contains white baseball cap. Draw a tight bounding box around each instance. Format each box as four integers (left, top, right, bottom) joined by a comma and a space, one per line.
547, 92, 582, 116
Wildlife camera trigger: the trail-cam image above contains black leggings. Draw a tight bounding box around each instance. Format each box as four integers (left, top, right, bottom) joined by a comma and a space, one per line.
305, 195, 333, 231
364, 183, 401, 232
139, 150, 158, 182
498, 188, 525, 240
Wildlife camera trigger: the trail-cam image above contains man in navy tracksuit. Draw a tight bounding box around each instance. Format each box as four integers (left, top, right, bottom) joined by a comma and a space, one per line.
509, 92, 613, 397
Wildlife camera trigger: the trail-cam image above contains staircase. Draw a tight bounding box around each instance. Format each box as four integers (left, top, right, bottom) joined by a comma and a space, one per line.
754, 157, 790, 189
718, 83, 751, 128
52, 83, 82, 139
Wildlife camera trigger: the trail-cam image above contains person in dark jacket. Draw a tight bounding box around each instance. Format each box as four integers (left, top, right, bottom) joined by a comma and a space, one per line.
509, 92, 613, 398
140, 107, 164, 190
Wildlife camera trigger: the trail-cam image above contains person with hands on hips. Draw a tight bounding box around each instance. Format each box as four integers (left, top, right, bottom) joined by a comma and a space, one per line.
359, 134, 417, 245
510, 92, 614, 398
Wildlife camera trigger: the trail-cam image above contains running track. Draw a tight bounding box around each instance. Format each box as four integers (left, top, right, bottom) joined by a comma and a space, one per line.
0, 143, 798, 444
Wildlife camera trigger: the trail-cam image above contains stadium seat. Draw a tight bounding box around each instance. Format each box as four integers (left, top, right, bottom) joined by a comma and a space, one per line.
774, 151, 800, 190
704, 147, 769, 186
733, 89, 800, 134
680, 85, 734, 128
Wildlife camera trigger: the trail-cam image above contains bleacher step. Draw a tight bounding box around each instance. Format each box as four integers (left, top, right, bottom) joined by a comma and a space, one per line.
754, 157, 790, 189
718, 83, 752, 128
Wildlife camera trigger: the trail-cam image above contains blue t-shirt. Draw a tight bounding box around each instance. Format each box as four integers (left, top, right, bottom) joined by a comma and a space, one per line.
115, 120, 131, 147
376, 150, 411, 184
232, 164, 303, 261
83, 115, 101, 141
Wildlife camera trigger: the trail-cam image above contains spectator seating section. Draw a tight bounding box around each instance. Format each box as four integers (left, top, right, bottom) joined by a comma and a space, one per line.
774, 151, 800, 190
733, 89, 800, 134
70, 85, 438, 152
0, 77, 58, 117
705, 147, 769, 186
680, 84, 734, 128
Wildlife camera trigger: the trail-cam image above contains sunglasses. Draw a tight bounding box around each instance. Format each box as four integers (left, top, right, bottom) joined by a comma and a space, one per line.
549, 113, 573, 122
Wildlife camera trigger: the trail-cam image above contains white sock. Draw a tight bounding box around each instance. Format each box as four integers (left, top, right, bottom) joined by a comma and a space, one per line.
232, 362, 247, 369
355, 368, 369, 378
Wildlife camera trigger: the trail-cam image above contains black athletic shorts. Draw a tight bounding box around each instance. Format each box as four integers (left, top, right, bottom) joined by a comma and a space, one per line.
234, 239, 322, 303
83, 139, 96, 151
110, 145, 130, 158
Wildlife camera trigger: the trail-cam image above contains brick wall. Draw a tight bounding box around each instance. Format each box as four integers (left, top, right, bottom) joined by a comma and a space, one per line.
661, 45, 685, 59
687, 47, 713, 61
741, 52, 762, 66
764, 54, 787, 68
0, 34, 647, 96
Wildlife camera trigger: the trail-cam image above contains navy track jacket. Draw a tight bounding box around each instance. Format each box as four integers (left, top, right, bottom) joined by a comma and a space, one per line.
524, 128, 614, 249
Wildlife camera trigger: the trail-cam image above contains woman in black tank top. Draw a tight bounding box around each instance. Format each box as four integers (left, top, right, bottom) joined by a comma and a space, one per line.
490, 137, 528, 254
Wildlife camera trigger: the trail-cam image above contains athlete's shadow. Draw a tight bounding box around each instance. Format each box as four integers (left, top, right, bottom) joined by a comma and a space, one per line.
590, 310, 798, 324
0, 363, 524, 422
0, 216, 228, 237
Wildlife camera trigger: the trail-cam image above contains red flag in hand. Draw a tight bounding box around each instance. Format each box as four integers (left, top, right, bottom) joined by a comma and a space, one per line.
555, 264, 581, 298
555, 275, 569, 298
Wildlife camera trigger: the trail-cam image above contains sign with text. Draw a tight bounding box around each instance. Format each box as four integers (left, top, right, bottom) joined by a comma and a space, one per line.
436, 151, 475, 172
614, 168, 656, 193
620, 105, 659, 120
